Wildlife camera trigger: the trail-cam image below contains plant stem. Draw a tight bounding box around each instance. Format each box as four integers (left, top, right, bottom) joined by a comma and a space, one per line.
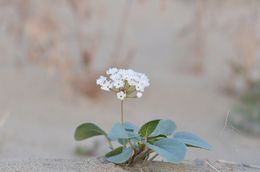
131, 148, 151, 164
149, 153, 159, 162
105, 136, 114, 150
121, 100, 124, 124
128, 139, 134, 149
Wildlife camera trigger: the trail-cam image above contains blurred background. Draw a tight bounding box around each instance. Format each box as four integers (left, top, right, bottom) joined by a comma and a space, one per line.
0, 0, 260, 165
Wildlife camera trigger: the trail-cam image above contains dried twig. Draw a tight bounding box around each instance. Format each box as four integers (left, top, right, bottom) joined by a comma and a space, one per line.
219, 111, 243, 137
220, 111, 230, 135
216, 160, 260, 170
205, 160, 220, 172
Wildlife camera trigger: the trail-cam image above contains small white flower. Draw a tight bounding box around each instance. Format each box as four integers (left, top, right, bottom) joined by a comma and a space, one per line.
110, 73, 121, 81
136, 92, 143, 98
107, 68, 118, 75
101, 85, 110, 91
135, 84, 145, 92
117, 91, 126, 100
100, 80, 112, 91
96, 76, 107, 85
113, 80, 124, 89
96, 68, 150, 99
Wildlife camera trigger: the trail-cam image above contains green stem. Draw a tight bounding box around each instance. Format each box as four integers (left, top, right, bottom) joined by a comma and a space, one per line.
128, 139, 135, 149
121, 100, 124, 124
105, 136, 114, 150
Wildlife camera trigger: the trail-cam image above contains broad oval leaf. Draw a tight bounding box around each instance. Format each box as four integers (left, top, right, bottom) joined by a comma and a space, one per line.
105, 147, 124, 157
146, 134, 167, 144
108, 123, 130, 140
150, 119, 176, 137
139, 119, 160, 137
124, 122, 141, 139
146, 138, 186, 164
109, 122, 140, 141
118, 136, 141, 146
74, 123, 106, 141
174, 131, 211, 150
118, 138, 129, 145
105, 147, 134, 164
124, 122, 139, 133
118, 122, 140, 145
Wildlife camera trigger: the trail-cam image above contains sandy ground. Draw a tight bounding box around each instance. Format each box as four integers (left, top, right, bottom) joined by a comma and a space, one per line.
0, 158, 258, 172
0, 0, 260, 167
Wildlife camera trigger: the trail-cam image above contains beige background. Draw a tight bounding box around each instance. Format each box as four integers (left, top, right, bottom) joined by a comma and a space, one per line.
0, 0, 260, 165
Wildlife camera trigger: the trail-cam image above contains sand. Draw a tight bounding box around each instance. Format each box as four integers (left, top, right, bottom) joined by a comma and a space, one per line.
0, 158, 259, 172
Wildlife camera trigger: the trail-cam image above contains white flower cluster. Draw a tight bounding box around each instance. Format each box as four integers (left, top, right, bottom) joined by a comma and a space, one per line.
96, 68, 150, 100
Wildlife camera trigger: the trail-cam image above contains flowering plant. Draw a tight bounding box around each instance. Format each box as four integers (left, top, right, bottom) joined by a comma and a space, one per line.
74, 68, 211, 166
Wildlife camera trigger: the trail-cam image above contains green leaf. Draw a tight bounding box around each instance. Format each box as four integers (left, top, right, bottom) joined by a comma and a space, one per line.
109, 122, 140, 141
147, 134, 167, 144
105, 147, 123, 157
146, 138, 186, 164
105, 147, 134, 164
74, 123, 106, 141
118, 122, 140, 145
150, 119, 176, 137
124, 122, 140, 138
124, 122, 139, 133
108, 123, 130, 140
139, 119, 160, 137
118, 138, 129, 145
174, 131, 211, 150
